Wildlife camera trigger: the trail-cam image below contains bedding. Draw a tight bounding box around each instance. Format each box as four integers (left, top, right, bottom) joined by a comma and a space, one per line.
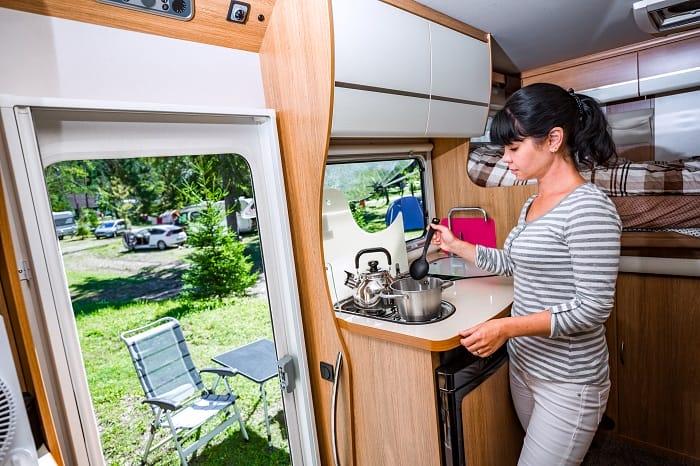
467, 145, 700, 196
612, 196, 700, 229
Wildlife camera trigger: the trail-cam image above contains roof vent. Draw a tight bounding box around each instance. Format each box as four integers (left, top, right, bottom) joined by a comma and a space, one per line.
634, 0, 700, 35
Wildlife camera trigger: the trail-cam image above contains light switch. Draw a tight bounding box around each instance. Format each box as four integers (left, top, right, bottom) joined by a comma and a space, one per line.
227, 1, 250, 24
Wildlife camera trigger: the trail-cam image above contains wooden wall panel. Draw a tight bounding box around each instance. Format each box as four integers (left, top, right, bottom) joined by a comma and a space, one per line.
431, 139, 537, 247
259, 1, 353, 464
341, 329, 442, 466
521, 53, 638, 91
0, 0, 275, 52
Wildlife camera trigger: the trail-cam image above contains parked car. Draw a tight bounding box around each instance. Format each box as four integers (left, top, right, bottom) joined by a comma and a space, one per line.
122, 225, 187, 251
52, 211, 77, 240
94, 219, 127, 238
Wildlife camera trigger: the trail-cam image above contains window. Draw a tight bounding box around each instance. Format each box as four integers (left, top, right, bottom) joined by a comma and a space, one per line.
324, 154, 431, 243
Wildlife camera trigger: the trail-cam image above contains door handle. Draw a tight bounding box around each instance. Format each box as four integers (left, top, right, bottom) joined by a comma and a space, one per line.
620, 341, 625, 366
331, 351, 343, 466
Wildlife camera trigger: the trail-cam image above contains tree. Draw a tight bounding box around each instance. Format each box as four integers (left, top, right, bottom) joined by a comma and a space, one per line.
181, 160, 258, 298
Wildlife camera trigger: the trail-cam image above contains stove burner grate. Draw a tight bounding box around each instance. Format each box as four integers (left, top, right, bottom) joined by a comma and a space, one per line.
335, 299, 456, 325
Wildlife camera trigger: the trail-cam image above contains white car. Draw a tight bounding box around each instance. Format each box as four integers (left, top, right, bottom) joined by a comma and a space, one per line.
123, 225, 187, 251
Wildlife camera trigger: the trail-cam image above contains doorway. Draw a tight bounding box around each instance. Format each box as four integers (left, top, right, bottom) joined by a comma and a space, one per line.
0, 100, 318, 466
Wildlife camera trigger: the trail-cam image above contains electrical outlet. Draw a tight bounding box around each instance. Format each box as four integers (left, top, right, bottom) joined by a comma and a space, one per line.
227, 1, 250, 24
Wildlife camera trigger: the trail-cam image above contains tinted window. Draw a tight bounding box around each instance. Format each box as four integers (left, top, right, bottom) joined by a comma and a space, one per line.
150, 228, 164, 235
101, 222, 115, 228
171, 228, 183, 234
54, 217, 74, 226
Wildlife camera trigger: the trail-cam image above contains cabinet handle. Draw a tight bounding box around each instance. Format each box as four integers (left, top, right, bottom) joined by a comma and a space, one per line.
331, 351, 343, 466
620, 341, 625, 366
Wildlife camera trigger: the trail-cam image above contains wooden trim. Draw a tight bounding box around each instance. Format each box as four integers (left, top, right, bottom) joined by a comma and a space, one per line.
522, 30, 700, 79
0, 0, 275, 52
336, 306, 512, 352
379, 0, 488, 42
638, 35, 700, 80
260, 1, 351, 464
0, 174, 64, 463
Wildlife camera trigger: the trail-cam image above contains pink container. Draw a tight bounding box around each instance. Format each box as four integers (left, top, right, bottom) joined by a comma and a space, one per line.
439, 217, 497, 248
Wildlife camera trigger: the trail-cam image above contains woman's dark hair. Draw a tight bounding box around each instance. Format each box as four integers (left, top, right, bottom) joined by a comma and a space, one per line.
490, 83, 617, 168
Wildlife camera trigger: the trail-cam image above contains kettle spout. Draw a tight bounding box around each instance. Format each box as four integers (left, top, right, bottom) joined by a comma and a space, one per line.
344, 270, 359, 289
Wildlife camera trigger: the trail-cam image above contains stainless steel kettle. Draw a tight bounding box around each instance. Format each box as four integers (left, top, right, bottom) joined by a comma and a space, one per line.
344, 247, 395, 308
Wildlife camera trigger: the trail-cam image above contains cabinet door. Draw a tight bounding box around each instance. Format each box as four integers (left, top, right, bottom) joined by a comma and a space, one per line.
638, 36, 700, 95
430, 22, 491, 104
332, 0, 431, 94
616, 273, 700, 458
522, 53, 638, 103
462, 361, 524, 465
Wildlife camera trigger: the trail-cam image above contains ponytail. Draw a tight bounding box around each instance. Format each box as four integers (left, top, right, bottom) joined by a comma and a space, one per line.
490, 83, 617, 169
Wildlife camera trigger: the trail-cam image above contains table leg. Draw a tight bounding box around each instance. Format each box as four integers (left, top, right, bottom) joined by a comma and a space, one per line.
261, 382, 272, 448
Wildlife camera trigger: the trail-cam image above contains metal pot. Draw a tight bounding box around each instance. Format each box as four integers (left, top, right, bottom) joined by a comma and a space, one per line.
382, 277, 453, 322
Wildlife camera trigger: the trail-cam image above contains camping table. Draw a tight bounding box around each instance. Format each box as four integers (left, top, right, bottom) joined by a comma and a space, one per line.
212, 338, 279, 448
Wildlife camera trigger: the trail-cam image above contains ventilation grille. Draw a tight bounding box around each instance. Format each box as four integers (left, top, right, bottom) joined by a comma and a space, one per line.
0, 377, 17, 464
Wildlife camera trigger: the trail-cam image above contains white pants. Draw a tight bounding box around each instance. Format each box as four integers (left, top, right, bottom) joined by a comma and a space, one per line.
510, 365, 610, 466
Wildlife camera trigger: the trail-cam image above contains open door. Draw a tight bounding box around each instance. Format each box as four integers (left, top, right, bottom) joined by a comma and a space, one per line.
0, 97, 319, 466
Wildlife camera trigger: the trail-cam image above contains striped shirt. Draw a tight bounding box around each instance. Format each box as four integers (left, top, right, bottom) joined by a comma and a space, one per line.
475, 183, 621, 384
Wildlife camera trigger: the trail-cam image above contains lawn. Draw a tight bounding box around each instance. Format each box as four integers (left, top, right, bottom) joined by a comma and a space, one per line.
62, 236, 290, 465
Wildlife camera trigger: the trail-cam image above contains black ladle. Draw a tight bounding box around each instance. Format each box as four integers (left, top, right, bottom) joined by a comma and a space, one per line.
409, 218, 441, 280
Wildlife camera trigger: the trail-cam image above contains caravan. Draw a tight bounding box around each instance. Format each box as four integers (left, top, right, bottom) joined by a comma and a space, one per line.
0, 1, 698, 466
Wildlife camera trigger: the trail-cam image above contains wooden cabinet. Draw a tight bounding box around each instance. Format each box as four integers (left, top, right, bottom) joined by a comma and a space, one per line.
638, 35, 700, 95
521, 53, 639, 102
614, 273, 700, 460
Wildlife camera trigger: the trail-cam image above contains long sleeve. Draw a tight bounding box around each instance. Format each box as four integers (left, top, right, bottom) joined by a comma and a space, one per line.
475, 245, 514, 277
549, 198, 621, 338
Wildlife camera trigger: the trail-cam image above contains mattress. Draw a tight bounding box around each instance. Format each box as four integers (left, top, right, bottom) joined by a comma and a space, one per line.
613, 195, 700, 229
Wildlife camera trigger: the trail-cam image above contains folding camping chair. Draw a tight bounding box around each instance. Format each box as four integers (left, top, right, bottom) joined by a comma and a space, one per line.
121, 317, 248, 466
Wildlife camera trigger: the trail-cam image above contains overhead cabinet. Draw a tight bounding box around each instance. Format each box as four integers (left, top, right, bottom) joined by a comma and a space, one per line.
331, 0, 491, 137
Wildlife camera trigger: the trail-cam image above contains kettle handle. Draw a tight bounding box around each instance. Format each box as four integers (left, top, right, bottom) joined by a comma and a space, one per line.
355, 247, 392, 269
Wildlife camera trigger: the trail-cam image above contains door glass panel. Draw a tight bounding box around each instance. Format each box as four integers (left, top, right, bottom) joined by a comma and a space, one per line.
45, 154, 291, 465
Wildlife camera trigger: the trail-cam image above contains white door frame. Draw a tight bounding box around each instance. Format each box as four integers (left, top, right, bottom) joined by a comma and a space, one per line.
0, 95, 320, 466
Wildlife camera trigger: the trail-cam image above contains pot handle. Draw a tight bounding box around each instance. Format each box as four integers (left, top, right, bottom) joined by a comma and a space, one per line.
355, 247, 392, 269
380, 293, 408, 300
440, 280, 455, 290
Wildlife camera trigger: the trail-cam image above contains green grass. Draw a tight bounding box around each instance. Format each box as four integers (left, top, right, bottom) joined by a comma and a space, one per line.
65, 238, 289, 466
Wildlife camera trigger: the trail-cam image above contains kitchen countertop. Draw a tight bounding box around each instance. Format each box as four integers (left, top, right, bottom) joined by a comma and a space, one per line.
335, 275, 514, 352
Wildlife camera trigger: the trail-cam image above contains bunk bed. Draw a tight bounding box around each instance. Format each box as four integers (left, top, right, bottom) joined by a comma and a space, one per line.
467, 145, 700, 258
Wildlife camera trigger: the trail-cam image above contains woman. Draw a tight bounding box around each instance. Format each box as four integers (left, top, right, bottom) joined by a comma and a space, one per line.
431, 83, 621, 465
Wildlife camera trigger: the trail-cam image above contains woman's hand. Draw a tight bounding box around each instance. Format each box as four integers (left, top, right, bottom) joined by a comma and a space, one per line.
459, 318, 510, 357
430, 223, 460, 254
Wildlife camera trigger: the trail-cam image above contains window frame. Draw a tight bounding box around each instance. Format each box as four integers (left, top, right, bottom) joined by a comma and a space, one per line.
325, 146, 435, 251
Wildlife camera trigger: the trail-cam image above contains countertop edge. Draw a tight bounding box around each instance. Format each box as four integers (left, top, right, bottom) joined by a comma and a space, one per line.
336, 305, 513, 351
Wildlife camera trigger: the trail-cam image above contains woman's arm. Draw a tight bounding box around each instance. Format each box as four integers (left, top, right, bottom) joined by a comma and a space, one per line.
430, 224, 514, 276
459, 312, 551, 357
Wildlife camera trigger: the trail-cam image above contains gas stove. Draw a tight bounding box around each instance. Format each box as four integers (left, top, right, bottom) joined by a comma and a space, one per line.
335, 297, 456, 325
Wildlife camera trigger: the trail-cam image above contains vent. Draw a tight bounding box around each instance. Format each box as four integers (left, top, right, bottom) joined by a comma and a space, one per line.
634, 0, 700, 35
0, 378, 17, 464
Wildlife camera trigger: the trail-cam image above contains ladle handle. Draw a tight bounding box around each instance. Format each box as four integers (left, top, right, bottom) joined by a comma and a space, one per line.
422, 218, 441, 258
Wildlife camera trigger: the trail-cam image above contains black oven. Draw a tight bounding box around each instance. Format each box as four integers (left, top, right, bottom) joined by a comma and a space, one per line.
435, 345, 509, 466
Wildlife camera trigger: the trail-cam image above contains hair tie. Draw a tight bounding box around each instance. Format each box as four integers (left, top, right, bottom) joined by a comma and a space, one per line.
568, 88, 584, 121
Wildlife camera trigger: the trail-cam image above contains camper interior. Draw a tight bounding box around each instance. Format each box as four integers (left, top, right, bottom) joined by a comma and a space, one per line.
0, 0, 698, 465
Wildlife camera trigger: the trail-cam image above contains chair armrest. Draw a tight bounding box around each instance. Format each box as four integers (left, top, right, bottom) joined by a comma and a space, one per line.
143, 397, 180, 411
200, 367, 238, 378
